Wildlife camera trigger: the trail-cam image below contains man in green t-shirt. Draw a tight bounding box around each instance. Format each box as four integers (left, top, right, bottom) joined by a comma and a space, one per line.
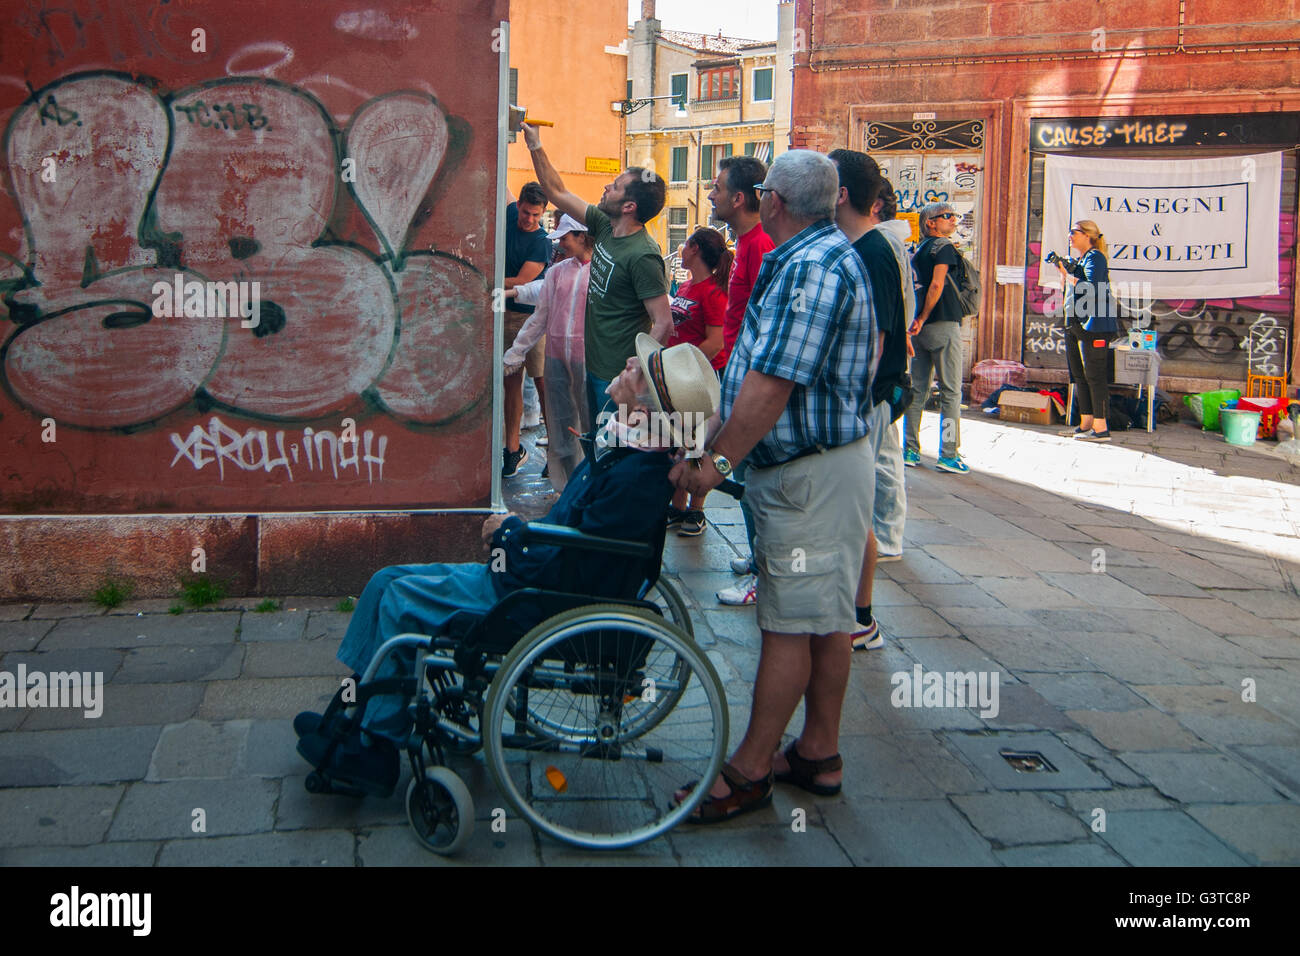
521, 122, 672, 424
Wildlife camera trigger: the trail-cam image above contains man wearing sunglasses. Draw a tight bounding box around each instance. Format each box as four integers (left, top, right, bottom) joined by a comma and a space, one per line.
904, 202, 969, 474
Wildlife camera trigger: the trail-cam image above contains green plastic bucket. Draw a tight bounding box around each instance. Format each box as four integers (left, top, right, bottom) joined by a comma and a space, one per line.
1221, 408, 1261, 446
1184, 389, 1240, 431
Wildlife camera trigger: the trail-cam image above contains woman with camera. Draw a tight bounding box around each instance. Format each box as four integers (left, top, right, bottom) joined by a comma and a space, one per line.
1054, 219, 1119, 442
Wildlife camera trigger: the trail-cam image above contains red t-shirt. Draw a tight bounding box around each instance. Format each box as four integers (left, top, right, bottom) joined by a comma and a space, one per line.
718, 223, 775, 368
668, 276, 727, 368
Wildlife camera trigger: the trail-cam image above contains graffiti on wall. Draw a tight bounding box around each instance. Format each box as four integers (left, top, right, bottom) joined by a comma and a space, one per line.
1, 71, 489, 482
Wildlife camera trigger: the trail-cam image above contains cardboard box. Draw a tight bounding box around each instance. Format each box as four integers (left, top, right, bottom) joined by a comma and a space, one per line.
998, 390, 1057, 425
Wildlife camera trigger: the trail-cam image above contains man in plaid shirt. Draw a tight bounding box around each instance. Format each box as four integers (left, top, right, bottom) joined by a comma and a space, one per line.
672, 149, 879, 822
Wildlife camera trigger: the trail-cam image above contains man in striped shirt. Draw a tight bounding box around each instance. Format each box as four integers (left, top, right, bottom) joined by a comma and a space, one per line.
671, 149, 878, 821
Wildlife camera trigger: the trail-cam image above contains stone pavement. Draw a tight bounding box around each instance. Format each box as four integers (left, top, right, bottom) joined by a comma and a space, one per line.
2, 414, 1298, 866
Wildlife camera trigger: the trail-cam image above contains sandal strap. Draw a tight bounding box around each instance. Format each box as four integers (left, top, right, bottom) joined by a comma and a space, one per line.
720, 762, 769, 792
785, 742, 843, 777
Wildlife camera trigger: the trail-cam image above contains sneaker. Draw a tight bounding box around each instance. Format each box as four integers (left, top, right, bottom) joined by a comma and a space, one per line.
903, 448, 920, 467
666, 506, 688, 528
851, 617, 883, 650
541, 463, 549, 478
1075, 430, 1112, 442
677, 510, 706, 536
501, 445, 529, 478
536, 434, 549, 447
730, 556, 755, 574
935, 454, 970, 474
717, 574, 757, 606
1059, 426, 1087, 437
877, 552, 903, 563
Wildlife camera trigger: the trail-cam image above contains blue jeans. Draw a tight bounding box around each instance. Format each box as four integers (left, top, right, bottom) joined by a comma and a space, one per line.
585, 371, 613, 431
338, 562, 499, 743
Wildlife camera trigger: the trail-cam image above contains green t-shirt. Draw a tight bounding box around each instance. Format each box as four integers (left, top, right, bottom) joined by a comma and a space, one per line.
583, 204, 668, 380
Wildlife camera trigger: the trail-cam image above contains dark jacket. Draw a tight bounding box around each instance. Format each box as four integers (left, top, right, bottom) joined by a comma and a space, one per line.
1066, 248, 1119, 334
488, 447, 673, 599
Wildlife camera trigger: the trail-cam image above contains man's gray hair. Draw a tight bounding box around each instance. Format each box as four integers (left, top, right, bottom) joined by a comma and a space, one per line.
765, 150, 838, 221
918, 201, 956, 234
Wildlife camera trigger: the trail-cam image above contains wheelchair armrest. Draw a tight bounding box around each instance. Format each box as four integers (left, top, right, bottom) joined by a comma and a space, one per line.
516, 522, 653, 560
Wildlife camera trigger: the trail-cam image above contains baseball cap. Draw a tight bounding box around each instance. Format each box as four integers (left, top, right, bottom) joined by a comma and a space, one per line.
548, 214, 588, 240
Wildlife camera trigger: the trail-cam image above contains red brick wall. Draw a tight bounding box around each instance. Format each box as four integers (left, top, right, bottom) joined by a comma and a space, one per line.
792, 0, 1300, 381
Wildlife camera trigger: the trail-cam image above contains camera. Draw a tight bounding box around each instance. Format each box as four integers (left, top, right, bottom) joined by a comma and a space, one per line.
1045, 251, 1078, 270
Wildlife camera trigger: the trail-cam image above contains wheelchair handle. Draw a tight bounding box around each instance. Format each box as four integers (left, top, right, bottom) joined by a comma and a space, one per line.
717, 478, 744, 500
517, 523, 654, 559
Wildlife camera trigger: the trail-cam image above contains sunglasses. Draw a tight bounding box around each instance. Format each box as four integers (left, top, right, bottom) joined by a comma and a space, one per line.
754, 184, 784, 202
934, 212, 957, 220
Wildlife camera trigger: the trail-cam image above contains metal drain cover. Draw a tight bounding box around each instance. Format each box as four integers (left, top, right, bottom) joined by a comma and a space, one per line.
1000, 750, 1057, 773
944, 732, 1109, 791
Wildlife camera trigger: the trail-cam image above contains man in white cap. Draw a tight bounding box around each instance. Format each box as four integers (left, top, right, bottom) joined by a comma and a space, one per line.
296, 339, 719, 796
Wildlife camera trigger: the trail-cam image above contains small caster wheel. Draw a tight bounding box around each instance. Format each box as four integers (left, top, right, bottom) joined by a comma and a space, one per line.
305, 771, 327, 794
406, 767, 474, 855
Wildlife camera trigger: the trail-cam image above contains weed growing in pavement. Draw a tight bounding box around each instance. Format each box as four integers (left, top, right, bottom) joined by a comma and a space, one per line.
169, 604, 185, 615
91, 578, 134, 609
253, 598, 282, 613
178, 574, 226, 608
336, 596, 356, 613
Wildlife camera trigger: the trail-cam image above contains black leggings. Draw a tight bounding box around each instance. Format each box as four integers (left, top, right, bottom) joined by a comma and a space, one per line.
1065, 322, 1112, 419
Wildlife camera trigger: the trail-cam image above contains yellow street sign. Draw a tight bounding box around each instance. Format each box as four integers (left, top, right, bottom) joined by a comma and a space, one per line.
585, 157, 622, 175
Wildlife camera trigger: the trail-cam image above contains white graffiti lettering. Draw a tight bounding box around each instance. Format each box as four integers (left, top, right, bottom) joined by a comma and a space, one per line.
169, 416, 388, 482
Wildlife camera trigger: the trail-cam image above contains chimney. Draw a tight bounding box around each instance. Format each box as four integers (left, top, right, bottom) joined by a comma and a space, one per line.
641, 1, 655, 19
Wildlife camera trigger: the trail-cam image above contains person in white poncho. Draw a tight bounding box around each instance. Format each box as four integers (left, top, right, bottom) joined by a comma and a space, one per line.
504, 214, 593, 490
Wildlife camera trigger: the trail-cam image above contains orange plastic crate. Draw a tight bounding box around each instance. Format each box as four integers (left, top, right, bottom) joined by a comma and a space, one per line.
1246, 374, 1287, 399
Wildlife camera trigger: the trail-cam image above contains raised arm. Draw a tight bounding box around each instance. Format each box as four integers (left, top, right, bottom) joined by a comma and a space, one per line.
521, 122, 588, 224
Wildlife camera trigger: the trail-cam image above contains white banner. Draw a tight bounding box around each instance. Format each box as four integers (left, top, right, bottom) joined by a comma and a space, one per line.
1039, 152, 1281, 298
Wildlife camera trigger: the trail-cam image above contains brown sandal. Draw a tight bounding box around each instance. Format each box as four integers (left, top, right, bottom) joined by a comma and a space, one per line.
676, 763, 774, 825
773, 741, 842, 796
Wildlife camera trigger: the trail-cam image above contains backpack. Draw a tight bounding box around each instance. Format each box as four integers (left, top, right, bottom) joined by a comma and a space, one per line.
921, 237, 981, 319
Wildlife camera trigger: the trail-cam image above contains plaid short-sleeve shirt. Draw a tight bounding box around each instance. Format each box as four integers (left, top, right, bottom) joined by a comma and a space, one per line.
719, 220, 877, 468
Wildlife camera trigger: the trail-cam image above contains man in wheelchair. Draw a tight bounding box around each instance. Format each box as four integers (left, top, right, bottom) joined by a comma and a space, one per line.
295, 335, 720, 795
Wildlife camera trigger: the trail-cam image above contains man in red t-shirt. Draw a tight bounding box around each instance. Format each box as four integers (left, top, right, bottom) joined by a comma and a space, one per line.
707, 155, 774, 605
710, 156, 775, 369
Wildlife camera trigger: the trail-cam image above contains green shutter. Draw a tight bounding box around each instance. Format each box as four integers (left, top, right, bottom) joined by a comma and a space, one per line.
753, 68, 773, 101
671, 147, 687, 182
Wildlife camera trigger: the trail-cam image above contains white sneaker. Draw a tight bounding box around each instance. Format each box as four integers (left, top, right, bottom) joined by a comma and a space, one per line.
716, 574, 757, 606
877, 552, 903, 563
729, 556, 754, 575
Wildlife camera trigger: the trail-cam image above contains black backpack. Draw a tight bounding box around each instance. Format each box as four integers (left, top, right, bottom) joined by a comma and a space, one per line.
921, 237, 981, 319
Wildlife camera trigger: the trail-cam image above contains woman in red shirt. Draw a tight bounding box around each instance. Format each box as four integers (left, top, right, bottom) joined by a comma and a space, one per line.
667, 227, 732, 536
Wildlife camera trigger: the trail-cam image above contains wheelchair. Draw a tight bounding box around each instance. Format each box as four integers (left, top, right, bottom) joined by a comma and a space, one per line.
298, 520, 731, 854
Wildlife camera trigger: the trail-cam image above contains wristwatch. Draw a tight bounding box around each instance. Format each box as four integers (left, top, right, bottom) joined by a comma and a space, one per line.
708, 451, 733, 477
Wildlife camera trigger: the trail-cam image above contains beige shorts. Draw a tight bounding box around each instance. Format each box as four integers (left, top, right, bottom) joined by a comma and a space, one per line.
504, 310, 546, 378
745, 435, 874, 636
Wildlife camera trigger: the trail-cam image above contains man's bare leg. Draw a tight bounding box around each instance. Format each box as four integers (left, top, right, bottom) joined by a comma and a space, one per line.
534, 375, 548, 431
856, 529, 878, 609
704, 630, 811, 797
772, 630, 851, 789
504, 368, 524, 452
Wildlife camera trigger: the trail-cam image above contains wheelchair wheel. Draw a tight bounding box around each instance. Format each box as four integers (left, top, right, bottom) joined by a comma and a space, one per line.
406, 766, 474, 855
643, 578, 694, 637
483, 604, 727, 850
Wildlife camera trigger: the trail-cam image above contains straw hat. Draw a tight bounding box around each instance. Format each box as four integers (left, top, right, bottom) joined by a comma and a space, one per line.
634, 333, 720, 450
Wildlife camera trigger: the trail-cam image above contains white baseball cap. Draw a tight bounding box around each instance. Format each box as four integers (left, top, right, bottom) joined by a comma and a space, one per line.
548, 214, 588, 240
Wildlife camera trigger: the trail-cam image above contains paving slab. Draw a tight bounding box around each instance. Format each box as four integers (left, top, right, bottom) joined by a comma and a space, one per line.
157, 829, 356, 866
833, 734, 945, 800
19, 682, 203, 731
896, 582, 1006, 608
962, 627, 1094, 673
976, 577, 1084, 610
107, 778, 279, 841
1231, 745, 1300, 795
1094, 809, 1247, 866
237, 609, 309, 642
147, 720, 251, 780
952, 791, 1091, 845
995, 842, 1124, 866
1065, 708, 1210, 752
1, 647, 125, 682
275, 774, 411, 831
893, 637, 1009, 683
242, 641, 351, 678
0, 784, 124, 847
303, 610, 353, 642
982, 683, 1078, 732
1186, 804, 1300, 864
0, 841, 160, 866
880, 551, 969, 584
356, 823, 541, 866
1208, 587, 1300, 620
0, 725, 160, 786
1063, 787, 1174, 813
31, 603, 105, 619
1118, 752, 1286, 804
115, 643, 244, 683
819, 798, 998, 865
244, 719, 308, 778
897, 520, 979, 548
0, 604, 34, 622
40, 612, 241, 650
198, 676, 337, 721
1051, 630, 1211, 685
1152, 596, 1293, 638
0, 619, 54, 652
876, 606, 960, 637
1024, 672, 1154, 712
673, 821, 849, 866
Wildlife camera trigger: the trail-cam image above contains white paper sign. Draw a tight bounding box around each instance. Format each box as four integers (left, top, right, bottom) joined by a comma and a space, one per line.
1040, 152, 1281, 299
